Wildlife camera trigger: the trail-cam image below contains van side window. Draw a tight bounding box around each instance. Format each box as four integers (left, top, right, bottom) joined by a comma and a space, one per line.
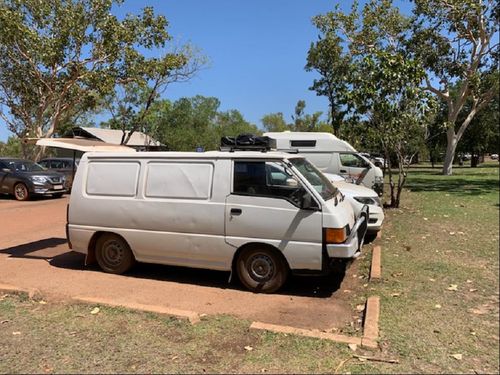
233, 161, 306, 207
340, 153, 368, 168
145, 162, 213, 199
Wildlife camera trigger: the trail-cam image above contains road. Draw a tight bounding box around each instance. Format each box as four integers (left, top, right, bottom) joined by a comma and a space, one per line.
0, 195, 361, 330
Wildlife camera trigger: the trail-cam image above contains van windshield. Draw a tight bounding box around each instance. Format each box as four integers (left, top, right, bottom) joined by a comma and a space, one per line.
289, 158, 338, 201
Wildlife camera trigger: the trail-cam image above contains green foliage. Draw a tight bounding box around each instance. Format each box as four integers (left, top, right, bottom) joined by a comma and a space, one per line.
0, 0, 198, 156
309, 0, 436, 207
0, 136, 22, 157
261, 100, 329, 132
408, 0, 498, 174
113, 95, 259, 151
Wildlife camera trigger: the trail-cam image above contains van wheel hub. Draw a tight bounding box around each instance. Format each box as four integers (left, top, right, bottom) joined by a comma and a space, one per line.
102, 241, 124, 266
248, 254, 274, 281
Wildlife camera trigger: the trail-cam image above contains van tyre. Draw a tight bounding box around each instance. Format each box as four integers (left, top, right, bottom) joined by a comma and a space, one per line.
14, 183, 29, 201
236, 246, 288, 293
96, 234, 135, 274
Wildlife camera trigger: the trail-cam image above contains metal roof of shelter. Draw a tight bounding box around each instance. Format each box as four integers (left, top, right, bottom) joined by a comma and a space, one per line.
36, 138, 136, 153
72, 127, 161, 147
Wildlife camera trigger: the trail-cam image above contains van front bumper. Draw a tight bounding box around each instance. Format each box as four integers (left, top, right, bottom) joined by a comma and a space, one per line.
327, 206, 368, 259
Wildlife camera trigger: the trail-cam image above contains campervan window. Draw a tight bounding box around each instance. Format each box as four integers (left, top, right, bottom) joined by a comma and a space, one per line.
86, 161, 140, 197
339, 153, 368, 168
290, 140, 316, 147
145, 162, 213, 199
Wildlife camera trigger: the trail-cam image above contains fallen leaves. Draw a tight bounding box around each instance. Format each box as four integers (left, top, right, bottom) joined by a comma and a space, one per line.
355, 304, 365, 312
434, 304, 442, 309
451, 353, 463, 360
90, 307, 100, 315
244, 346, 253, 351
348, 343, 358, 351
446, 284, 458, 291
12, 331, 21, 335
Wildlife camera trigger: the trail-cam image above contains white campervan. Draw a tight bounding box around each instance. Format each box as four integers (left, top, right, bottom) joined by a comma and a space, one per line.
67, 151, 368, 293
264, 132, 384, 196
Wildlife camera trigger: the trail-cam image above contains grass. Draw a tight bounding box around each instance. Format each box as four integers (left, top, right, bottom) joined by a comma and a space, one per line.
1, 163, 499, 373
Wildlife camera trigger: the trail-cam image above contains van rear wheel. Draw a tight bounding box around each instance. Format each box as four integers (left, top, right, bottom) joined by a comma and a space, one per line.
95, 234, 135, 274
236, 246, 288, 293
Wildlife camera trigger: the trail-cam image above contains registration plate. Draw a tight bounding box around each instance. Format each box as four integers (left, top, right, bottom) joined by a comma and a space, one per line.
53, 184, 63, 190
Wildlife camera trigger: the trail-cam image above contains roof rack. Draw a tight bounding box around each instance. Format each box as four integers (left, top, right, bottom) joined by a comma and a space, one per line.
220, 145, 270, 152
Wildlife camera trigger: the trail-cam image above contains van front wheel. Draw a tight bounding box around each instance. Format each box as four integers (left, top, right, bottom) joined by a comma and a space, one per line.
236, 246, 288, 293
95, 234, 135, 274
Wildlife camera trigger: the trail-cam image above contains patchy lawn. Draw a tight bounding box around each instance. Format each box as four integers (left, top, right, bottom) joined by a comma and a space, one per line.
365, 163, 499, 373
0, 163, 498, 374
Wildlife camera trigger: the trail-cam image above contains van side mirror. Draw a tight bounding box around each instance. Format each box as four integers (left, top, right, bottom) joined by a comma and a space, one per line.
300, 192, 318, 210
2, 168, 11, 173
285, 178, 298, 188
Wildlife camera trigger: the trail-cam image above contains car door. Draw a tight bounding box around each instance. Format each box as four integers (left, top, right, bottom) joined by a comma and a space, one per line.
225, 159, 324, 270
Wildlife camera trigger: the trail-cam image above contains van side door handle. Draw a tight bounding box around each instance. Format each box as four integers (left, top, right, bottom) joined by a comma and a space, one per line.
230, 208, 242, 216
340, 169, 347, 173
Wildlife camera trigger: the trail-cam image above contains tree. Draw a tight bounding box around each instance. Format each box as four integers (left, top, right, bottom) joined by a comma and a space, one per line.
261, 100, 327, 132
103, 45, 205, 145
0, 0, 197, 158
409, 0, 498, 175
309, 0, 435, 208
306, 14, 352, 136
456, 89, 499, 166
130, 95, 259, 151
261, 112, 289, 132
0, 136, 22, 157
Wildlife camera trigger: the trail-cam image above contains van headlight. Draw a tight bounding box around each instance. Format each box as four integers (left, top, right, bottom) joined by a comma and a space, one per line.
354, 196, 381, 206
30, 176, 48, 185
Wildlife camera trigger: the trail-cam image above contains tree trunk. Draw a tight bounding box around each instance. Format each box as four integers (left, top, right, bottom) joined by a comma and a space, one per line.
442, 128, 458, 175
471, 154, 479, 167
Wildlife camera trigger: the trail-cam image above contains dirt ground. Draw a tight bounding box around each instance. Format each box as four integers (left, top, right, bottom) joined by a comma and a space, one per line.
0, 195, 363, 330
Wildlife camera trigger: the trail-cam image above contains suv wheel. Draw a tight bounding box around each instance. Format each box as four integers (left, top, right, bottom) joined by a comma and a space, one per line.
14, 183, 29, 201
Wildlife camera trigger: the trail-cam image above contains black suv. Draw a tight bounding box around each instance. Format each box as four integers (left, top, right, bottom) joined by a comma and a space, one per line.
0, 158, 67, 201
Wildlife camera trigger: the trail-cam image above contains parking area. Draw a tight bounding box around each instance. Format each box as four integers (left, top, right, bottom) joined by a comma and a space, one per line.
0, 196, 363, 330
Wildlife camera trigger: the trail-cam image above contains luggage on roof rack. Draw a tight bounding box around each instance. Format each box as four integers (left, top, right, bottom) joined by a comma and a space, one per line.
220, 134, 275, 152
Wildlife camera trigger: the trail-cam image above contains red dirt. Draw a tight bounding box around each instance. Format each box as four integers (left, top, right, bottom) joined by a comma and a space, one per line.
0, 196, 360, 330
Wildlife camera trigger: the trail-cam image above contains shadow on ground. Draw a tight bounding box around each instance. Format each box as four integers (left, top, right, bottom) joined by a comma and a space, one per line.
406, 176, 499, 196
1, 238, 347, 298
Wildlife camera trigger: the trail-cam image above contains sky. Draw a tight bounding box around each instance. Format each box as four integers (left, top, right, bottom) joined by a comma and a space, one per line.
0, 0, 412, 142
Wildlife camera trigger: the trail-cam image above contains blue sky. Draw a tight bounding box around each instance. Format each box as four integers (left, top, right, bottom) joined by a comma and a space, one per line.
0, 0, 412, 141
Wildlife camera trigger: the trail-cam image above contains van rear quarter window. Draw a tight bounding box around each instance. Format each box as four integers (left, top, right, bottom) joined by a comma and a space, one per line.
145, 162, 213, 199
86, 161, 140, 197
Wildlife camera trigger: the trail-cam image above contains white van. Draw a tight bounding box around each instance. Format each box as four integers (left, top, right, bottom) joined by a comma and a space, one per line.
264, 132, 384, 196
67, 151, 368, 293
325, 175, 384, 234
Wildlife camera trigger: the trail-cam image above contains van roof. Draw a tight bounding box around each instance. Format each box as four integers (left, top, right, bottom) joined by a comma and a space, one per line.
264, 132, 357, 152
83, 150, 303, 160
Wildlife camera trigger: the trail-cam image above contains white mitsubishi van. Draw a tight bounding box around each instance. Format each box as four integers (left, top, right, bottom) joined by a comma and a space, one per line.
67, 151, 368, 293
264, 132, 384, 196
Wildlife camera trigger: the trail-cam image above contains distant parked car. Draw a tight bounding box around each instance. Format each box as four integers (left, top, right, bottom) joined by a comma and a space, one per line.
38, 157, 79, 190
491, 154, 499, 160
0, 158, 66, 201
